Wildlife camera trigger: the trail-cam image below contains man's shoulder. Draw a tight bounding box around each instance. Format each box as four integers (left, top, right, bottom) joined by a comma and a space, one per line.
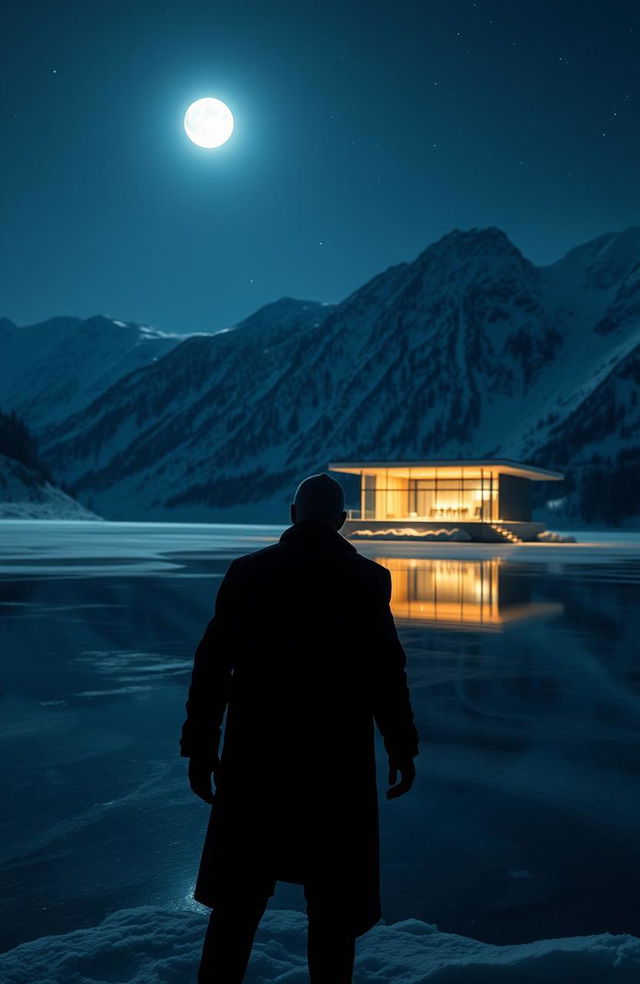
228, 542, 282, 574
352, 552, 390, 581
353, 555, 391, 598
228, 539, 389, 584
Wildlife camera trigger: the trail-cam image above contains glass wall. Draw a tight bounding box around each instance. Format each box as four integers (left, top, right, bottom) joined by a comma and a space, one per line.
361, 468, 498, 522
363, 474, 377, 519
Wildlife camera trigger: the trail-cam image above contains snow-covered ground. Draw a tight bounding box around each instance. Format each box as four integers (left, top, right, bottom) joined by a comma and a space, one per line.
1, 905, 639, 983
1, 521, 639, 981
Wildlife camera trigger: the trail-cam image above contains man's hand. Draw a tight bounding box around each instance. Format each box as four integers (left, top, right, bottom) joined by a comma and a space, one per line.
386, 756, 415, 799
188, 757, 218, 805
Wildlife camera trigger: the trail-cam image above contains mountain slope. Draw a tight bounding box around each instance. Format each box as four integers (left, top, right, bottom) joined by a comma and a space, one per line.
38, 297, 335, 514
13, 227, 640, 523
0, 453, 100, 519
0, 314, 193, 433
0, 409, 100, 519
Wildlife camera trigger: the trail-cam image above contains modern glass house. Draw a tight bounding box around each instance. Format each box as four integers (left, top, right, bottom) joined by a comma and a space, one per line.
329, 459, 564, 542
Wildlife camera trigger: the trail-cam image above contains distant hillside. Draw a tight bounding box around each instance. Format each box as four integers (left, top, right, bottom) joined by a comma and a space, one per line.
0, 410, 100, 519
0, 314, 192, 433
2, 229, 639, 525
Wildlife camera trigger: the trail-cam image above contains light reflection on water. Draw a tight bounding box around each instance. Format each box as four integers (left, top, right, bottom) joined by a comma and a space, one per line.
377, 556, 563, 628
1, 522, 639, 950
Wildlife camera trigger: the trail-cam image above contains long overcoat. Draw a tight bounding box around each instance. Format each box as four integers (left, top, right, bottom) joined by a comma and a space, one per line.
180, 519, 419, 937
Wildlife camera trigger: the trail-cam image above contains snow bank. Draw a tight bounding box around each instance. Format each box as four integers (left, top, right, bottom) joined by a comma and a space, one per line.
536, 530, 577, 543
0, 496, 101, 519
1, 906, 638, 984
0, 453, 101, 520
350, 528, 472, 541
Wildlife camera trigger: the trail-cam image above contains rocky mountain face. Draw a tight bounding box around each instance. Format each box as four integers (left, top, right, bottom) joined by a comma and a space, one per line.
3, 228, 639, 523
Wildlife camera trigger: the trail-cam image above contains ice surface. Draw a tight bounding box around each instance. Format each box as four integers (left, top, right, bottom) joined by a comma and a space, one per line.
1, 521, 640, 967
0, 905, 639, 983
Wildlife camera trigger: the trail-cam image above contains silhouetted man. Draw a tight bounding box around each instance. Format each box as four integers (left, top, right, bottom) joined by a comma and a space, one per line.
181, 473, 419, 983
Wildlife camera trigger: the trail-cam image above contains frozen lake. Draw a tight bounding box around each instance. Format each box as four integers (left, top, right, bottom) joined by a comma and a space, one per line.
1, 521, 640, 955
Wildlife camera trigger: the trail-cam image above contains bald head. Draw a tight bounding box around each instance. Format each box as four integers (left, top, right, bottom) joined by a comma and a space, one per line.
291, 473, 346, 529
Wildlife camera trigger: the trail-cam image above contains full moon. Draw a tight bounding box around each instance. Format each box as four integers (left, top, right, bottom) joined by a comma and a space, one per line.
184, 97, 234, 149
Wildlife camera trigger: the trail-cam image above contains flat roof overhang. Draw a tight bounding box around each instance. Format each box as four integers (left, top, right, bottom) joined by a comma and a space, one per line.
329, 459, 564, 481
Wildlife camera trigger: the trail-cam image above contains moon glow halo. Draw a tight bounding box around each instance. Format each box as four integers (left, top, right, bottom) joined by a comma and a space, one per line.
184, 98, 234, 148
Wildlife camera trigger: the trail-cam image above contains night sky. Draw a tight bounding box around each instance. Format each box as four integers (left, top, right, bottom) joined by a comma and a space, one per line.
1, 0, 638, 335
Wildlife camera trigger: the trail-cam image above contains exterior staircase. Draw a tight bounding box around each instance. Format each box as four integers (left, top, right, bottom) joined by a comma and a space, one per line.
489, 523, 522, 544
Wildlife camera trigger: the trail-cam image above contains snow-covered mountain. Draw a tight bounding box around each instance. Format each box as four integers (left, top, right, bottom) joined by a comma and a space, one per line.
5, 228, 639, 523
0, 453, 100, 519
0, 409, 100, 518
0, 314, 192, 433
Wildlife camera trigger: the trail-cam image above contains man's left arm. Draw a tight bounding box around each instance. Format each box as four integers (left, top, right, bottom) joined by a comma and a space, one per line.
370, 567, 420, 799
180, 561, 238, 798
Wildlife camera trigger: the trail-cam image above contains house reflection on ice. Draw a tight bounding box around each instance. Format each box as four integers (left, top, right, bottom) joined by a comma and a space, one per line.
376, 557, 563, 629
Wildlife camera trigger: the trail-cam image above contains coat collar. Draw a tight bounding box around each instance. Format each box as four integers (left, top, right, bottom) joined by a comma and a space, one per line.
279, 519, 356, 553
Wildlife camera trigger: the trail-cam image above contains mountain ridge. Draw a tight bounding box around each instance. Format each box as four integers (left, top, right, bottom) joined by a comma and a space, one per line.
2, 226, 639, 523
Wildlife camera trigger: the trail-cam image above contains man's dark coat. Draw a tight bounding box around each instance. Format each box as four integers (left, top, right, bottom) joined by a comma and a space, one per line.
180, 520, 419, 937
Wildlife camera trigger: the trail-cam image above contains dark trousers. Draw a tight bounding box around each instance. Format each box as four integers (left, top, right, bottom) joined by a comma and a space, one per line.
197, 882, 356, 983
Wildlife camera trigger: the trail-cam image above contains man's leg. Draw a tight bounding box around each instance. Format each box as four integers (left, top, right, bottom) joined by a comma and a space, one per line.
197, 887, 270, 984
304, 881, 356, 984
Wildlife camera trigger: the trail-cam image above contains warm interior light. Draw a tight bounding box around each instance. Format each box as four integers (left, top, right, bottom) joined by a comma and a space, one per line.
375, 557, 562, 628
379, 557, 501, 624
355, 466, 504, 523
